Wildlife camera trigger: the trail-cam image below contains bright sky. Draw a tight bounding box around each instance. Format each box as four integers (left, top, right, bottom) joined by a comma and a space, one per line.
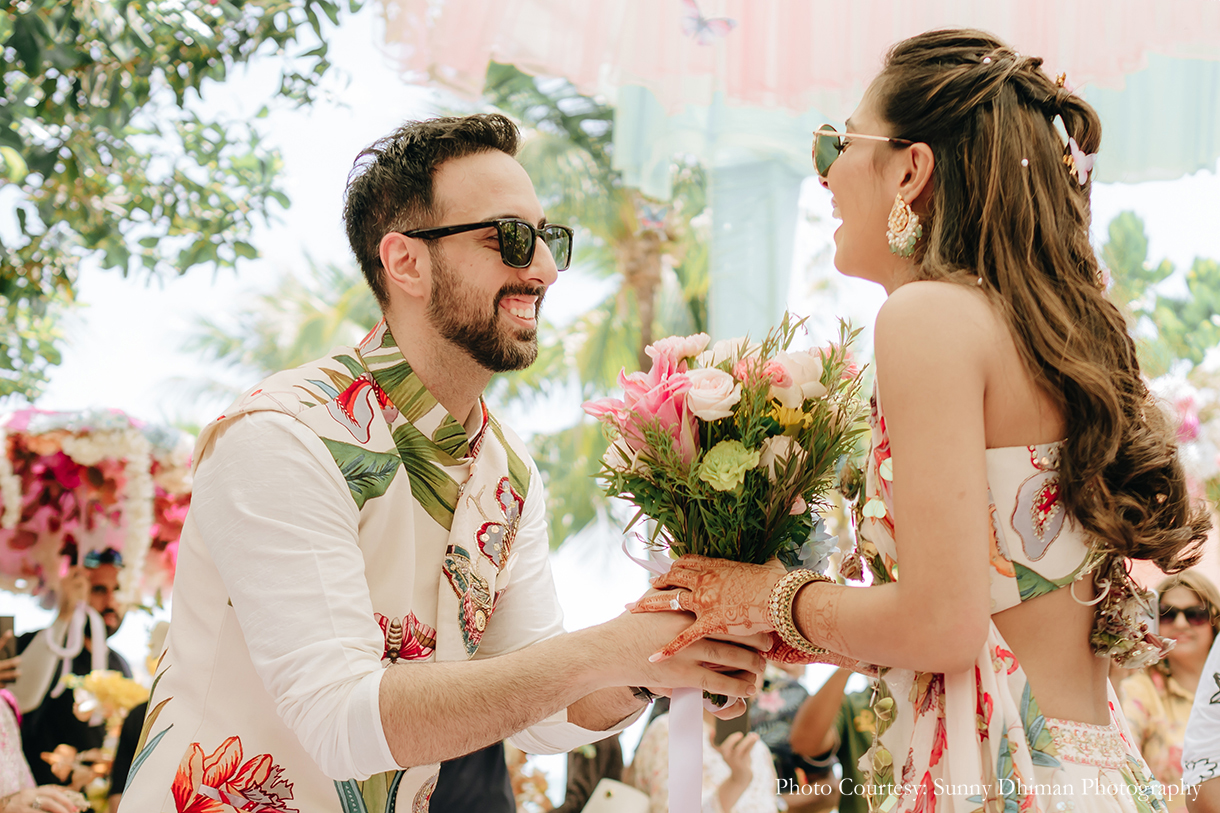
6, 2, 1220, 796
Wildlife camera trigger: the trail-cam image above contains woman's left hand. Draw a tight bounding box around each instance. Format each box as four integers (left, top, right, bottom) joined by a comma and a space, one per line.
629, 555, 787, 659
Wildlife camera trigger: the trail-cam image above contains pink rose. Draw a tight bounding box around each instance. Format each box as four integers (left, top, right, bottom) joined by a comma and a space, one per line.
685, 368, 742, 421
583, 368, 698, 466
646, 333, 710, 375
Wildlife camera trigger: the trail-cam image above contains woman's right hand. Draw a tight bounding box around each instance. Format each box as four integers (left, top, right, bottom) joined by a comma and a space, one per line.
0, 786, 90, 813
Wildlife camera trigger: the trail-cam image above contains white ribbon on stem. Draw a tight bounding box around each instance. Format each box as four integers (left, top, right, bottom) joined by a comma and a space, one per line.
623, 538, 725, 813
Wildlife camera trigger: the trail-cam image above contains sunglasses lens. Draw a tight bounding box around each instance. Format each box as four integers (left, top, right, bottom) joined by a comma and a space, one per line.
497, 220, 534, 268
1160, 606, 1211, 625
814, 125, 841, 177
542, 226, 572, 270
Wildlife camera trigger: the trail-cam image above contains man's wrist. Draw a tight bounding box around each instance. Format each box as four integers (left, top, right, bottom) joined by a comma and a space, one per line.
630, 686, 658, 704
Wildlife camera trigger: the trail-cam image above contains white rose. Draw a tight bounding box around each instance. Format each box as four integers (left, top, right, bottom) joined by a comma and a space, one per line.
604, 439, 651, 477
685, 368, 742, 421
770, 350, 827, 408
696, 337, 760, 369
758, 435, 806, 483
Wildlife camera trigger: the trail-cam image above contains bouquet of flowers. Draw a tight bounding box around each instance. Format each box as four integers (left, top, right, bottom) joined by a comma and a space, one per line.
583, 314, 867, 573
582, 314, 866, 813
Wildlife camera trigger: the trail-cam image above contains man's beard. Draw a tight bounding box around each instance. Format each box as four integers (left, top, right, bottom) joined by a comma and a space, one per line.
101, 609, 122, 638
426, 250, 544, 372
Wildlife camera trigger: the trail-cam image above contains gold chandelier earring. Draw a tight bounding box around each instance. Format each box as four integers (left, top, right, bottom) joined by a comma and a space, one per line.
886, 194, 922, 257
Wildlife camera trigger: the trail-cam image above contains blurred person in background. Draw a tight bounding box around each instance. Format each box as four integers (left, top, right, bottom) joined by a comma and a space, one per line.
12, 550, 131, 788
1182, 634, 1220, 813
0, 631, 91, 813
748, 663, 837, 813
629, 707, 777, 813
1123, 571, 1220, 811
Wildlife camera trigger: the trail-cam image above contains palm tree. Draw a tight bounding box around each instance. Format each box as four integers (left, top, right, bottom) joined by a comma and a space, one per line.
175, 257, 378, 406
483, 63, 711, 545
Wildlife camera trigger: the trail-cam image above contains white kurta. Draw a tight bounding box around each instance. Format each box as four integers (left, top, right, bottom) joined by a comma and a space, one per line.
119, 321, 628, 813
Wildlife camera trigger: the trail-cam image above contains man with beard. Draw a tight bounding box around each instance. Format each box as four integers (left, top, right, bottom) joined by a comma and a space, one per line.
15, 549, 132, 788
117, 114, 764, 813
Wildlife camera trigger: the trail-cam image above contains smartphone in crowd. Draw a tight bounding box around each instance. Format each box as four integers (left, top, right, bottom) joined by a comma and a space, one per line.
0, 616, 16, 662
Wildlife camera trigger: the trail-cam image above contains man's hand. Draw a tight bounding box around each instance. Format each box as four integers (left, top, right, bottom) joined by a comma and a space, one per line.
57, 567, 89, 619
597, 609, 768, 701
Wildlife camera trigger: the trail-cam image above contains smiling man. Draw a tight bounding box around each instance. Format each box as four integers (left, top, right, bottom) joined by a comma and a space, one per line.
117, 114, 764, 813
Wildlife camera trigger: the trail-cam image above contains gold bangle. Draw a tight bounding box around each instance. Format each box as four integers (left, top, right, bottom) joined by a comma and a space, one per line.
767, 569, 833, 658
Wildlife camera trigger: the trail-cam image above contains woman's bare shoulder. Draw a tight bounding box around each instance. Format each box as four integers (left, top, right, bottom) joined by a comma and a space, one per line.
875, 279, 998, 354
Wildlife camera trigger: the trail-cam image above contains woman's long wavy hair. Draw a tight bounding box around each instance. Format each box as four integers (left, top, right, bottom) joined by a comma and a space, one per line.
873, 29, 1210, 574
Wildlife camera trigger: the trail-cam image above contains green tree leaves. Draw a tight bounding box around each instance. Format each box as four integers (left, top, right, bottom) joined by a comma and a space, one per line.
1102, 211, 1220, 377
0, 0, 360, 399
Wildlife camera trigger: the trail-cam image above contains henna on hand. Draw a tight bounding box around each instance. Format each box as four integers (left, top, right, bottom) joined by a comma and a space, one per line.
629, 556, 786, 659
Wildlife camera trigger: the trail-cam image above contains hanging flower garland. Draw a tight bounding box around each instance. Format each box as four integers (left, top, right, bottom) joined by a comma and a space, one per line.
0, 408, 193, 605
1152, 369, 1220, 505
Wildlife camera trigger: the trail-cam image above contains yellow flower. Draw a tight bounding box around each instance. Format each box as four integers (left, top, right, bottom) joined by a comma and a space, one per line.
65, 670, 149, 729
854, 707, 877, 734
769, 406, 813, 428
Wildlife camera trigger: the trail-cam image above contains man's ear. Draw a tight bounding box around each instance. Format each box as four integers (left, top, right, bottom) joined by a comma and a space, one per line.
380, 232, 429, 301
899, 142, 935, 213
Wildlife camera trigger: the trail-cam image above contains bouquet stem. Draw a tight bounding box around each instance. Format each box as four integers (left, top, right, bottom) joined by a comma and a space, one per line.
668, 687, 705, 813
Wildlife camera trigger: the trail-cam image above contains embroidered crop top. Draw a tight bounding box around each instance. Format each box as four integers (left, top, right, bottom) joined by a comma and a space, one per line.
857, 393, 1089, 614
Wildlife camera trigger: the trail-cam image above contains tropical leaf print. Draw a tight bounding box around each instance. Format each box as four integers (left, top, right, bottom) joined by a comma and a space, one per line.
432, 416, 470, 459
1122, 758, 1165, 813
321, 368, 356, 399
321, 440, 401, 510
488, 418, 531, 499
334, 779, 369, 813
1018, 684, 1061, 768
391, 423, 460, 530
127, 723, 171, 787
369, 360, 437, 425
333, 354, 366, 380
1013, 561, 1081, 603
306, 379, 341, 400
335, 770, 406, 813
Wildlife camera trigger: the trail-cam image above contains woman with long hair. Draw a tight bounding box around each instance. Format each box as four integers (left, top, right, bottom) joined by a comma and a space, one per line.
633, 28, 1211, 813
1121, 571, 1220, 810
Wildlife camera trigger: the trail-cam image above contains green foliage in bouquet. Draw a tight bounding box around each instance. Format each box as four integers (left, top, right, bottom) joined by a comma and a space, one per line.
584, 314, 868, 567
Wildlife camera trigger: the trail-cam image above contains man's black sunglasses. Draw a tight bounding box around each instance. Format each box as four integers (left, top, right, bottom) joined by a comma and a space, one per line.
402, 219, 573, 271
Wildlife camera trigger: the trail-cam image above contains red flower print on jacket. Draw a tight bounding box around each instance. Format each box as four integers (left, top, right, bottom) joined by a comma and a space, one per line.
326, 374, 395, 444
172, 736, 297, 813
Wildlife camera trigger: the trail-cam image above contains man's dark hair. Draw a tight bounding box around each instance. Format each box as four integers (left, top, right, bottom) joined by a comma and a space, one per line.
342, 113, 521, 306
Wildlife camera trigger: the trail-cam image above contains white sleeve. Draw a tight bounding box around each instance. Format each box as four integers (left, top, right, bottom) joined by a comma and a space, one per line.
478, 460, 643, 754
192, 412, 398, 779
1185, 636, 1220, 786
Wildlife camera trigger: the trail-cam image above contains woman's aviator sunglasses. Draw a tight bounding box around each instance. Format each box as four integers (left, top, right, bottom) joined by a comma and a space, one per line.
1158, 604, 1212, 627
402, 218, 574, 271
813, 124, 915, 177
